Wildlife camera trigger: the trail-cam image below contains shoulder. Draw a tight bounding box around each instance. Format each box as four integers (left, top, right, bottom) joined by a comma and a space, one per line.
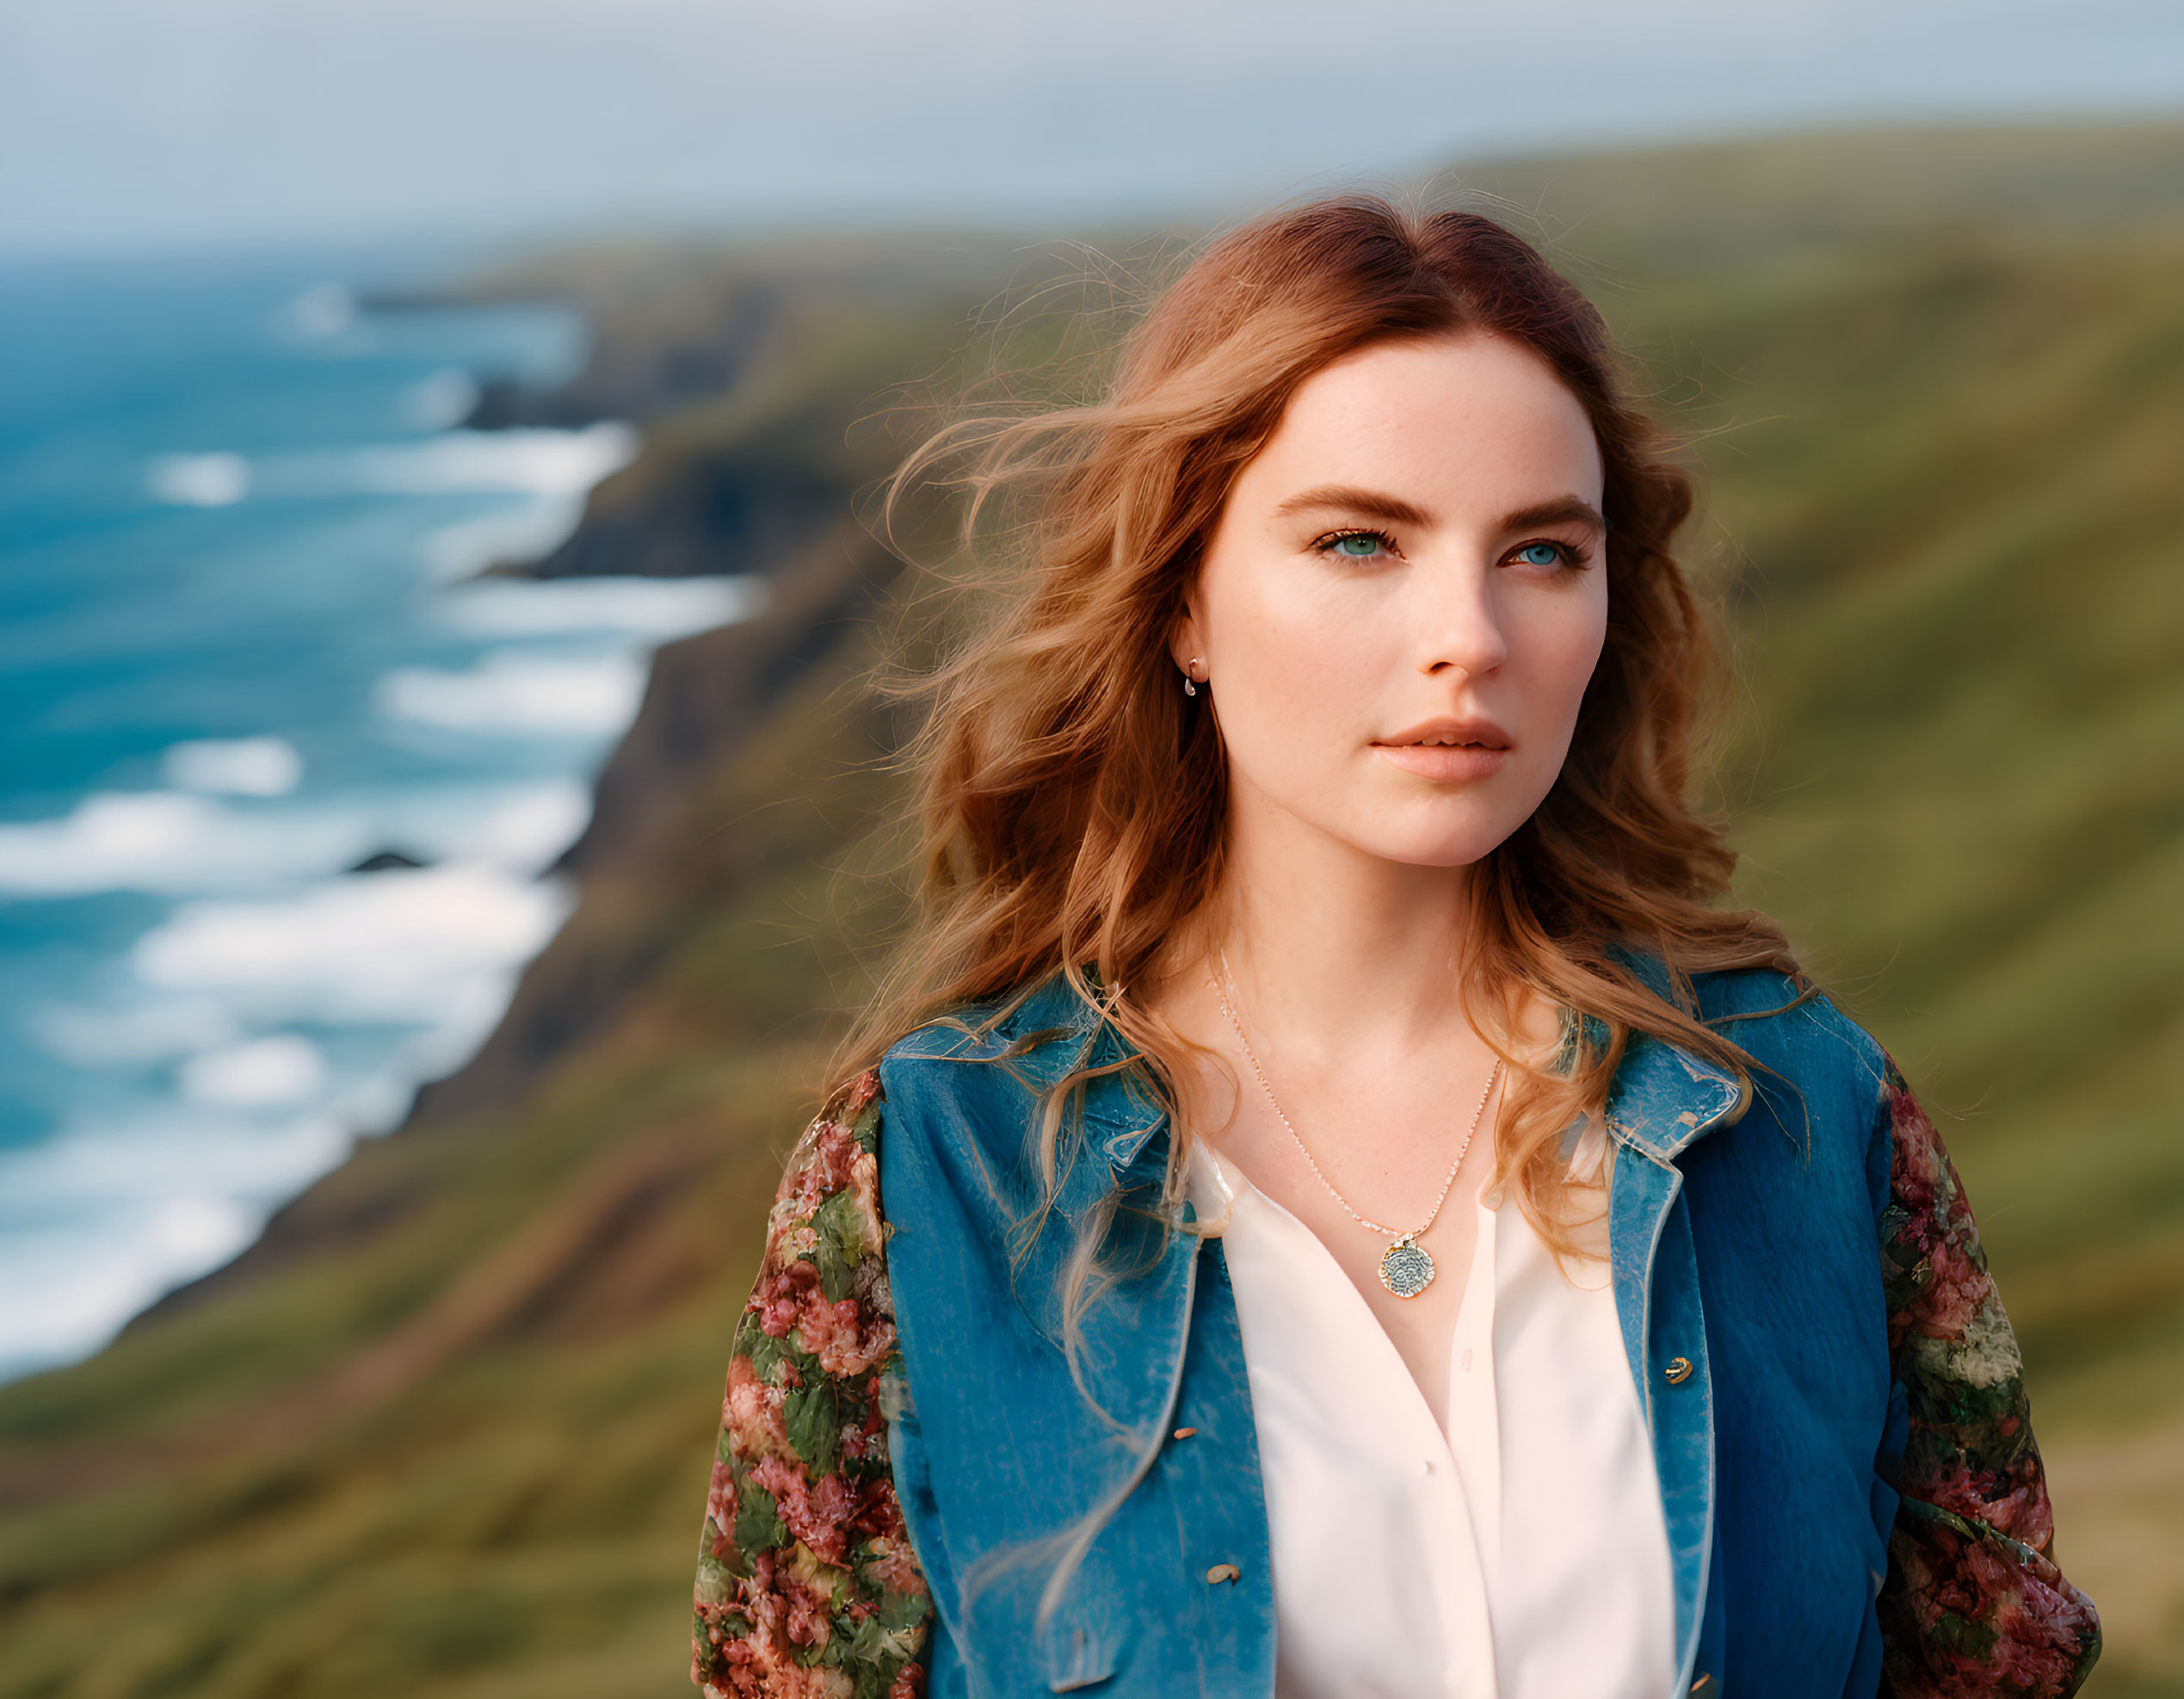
1609, 943, 1888, 1103
1659, 962, 1911, 1230
878, 971, 1101, 1078
873, 973, 1170, 1253
873, 989, 1064, 1174
873, 972, 1126, 1158
1686, 963, 1895, 1128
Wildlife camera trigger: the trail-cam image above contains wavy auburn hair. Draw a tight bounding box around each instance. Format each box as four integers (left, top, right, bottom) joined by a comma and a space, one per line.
840, 194, 1797, 1256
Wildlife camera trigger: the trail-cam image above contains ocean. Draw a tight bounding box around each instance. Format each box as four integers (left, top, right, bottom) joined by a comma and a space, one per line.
0, 250, 759, 1384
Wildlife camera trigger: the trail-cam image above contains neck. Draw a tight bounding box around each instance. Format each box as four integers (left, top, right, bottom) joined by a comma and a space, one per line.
1197, 794, 1485, 1068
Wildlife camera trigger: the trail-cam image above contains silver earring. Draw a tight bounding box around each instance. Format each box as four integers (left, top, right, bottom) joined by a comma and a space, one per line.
1182, 659, 1200, 697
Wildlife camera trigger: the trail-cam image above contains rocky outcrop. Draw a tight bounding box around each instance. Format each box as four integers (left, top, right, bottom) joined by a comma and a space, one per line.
407, 520, 898, 1127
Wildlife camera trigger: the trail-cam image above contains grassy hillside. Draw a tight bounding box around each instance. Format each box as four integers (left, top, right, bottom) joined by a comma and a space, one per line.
2, 121, 2180, 1696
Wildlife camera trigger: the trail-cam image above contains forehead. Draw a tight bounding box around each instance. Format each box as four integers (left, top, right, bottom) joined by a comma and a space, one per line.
1242, 331, 1604, 508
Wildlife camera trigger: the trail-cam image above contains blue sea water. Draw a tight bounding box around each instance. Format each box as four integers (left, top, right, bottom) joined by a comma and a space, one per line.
0, 252, 759, 1382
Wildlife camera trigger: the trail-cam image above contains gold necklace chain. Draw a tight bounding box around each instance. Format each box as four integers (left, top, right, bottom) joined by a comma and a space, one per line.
1210, 948, 1501, 1298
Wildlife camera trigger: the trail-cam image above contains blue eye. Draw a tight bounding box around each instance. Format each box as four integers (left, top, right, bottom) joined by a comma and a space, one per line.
1515, 542, 1566, 567
1330, 532, 1391, 559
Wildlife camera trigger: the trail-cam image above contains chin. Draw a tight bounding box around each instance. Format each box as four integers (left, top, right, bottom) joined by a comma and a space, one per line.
1346, 819, 1524, 870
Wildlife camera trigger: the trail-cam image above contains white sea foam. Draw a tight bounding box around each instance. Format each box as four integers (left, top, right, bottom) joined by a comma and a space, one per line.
375, 648, 649, 738
421, 497, 590, 584
177, 1034, 329, 1109
7, 843, 583, 1380
147, 451, 250, 507
325, 423, 636, 499
433, 572, 767, 639
424, 778, 591, 870
0, 775, 589, 900
343, 776, 591, 874
132, 861, 576, 1029
145, 422, 634, 513
0, 1109, 352, 1380
2, 849, 579, 1375
160, 735, 304, 797
31, 996, 241, 1067
0, 790, 372, 897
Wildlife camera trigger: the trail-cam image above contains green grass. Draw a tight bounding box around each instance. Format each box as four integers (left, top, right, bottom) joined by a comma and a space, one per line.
2, 121, 2181, 1696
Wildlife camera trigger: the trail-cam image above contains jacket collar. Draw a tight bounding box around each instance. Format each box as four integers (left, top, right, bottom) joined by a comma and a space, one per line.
1602, 1034, 1746, 1160
1009, 949, 1748, 1174
1599, 944, 1749, 1159
925, 971, 1171, 1171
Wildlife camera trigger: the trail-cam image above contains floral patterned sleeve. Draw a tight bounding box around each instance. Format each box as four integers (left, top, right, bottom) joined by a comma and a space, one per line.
1874, 1058, 2101, 1697
692, 1071, 935, 1699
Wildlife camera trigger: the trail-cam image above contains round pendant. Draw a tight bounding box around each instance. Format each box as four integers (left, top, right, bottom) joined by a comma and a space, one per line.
1379, 1236, 1435, 1299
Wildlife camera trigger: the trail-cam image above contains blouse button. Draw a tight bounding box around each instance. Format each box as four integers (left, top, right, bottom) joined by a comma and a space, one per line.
1460, 1347, 1474, 1371
1204, 1563, 1243, 1585
1664, 1356, 1694, 1385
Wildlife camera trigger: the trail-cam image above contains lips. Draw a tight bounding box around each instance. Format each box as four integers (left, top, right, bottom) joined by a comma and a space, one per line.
1378, 717, 1512, 751
1371, 717, 1513, 782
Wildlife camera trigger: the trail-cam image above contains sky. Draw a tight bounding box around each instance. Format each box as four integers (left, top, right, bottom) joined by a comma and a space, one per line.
2, 0, 2181, 254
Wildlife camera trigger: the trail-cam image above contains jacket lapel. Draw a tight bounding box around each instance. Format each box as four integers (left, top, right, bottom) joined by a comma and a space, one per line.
1604, 1023, 1745, 1695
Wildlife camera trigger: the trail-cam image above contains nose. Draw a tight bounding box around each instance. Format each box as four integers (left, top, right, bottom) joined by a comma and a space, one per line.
1414, 561, 1508, 680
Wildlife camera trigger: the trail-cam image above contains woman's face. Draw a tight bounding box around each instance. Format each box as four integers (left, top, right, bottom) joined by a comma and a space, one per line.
1176, 331, 1609, 871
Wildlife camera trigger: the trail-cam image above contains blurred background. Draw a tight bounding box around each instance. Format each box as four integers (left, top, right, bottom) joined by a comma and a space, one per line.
1, 2, 2179, 1694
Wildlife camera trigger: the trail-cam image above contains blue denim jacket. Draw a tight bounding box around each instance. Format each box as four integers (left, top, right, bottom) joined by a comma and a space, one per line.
691, 960, 2099, 1698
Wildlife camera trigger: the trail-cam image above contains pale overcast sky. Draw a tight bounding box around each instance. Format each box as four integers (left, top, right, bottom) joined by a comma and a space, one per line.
3, 0, 2180, 254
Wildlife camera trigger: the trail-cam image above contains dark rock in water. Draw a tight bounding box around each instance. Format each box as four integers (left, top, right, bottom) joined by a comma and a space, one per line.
463, 335, 755, 431
349, 849, 430, 873
461, 375, 595, 432
463, 279, 780, 432
503, 459, 847, 581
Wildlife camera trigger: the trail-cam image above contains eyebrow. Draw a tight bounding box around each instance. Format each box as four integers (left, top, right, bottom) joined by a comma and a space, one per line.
1271, 485, 1607, 535
1271, 485, 1434, 527
1500, 496, 1608, 534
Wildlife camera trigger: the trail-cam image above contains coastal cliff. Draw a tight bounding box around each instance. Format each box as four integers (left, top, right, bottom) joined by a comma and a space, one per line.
3, 121, 2182, 1698
120, 238, 1013, 1330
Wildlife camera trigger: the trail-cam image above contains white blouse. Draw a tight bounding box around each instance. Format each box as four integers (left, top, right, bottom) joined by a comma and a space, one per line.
1185, 1133, 1676, 1699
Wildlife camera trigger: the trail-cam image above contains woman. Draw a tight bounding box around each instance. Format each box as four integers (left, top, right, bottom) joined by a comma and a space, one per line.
688, 199, 2100, 1698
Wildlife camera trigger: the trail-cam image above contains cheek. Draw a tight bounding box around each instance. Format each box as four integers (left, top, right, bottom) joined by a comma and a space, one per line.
1201, 555, 1391, 716
1512, 582, 1609, 720
1260, 602, 1390, 690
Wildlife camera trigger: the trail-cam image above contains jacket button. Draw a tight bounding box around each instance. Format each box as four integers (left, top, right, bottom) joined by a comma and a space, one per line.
1204, 1563, 1242, 1585
1664, 1356, 1694, 1385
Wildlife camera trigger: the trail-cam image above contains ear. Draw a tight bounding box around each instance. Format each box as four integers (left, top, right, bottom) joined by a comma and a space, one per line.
1167, 595, 1204, 678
